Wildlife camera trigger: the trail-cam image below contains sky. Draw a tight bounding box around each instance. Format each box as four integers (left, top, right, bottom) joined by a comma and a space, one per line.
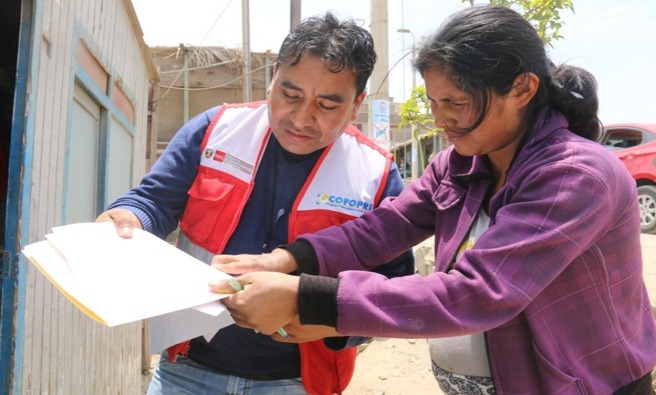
131, 0, 656, 125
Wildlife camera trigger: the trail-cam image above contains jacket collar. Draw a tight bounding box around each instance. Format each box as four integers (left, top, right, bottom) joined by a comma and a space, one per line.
511, 110, 569, 170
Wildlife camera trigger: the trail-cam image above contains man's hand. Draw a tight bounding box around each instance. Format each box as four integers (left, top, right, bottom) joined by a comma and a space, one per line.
212, 248, 298, 275
95, 208, 142, 238
210, 272, 300, 335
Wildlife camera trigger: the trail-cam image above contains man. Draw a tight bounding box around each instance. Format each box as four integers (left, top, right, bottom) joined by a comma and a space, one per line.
97, 12, 413, 395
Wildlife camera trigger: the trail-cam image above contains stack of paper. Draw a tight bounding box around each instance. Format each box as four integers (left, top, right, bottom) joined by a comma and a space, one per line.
22, 222, 235, 352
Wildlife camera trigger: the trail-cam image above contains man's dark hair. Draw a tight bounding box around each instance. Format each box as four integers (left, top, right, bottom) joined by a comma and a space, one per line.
277, 12, 377, 96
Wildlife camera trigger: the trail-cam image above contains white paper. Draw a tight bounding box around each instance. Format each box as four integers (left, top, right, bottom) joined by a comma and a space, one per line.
149, 301, 235, 354
21, 222, 236, 347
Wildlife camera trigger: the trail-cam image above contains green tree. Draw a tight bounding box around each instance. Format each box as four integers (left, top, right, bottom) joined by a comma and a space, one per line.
475, 0, 574, 46
398, 0, 574, 172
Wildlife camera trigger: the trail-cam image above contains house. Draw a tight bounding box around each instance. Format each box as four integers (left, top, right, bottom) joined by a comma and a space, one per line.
0, 0, 158, 393
150, 45, 273, 156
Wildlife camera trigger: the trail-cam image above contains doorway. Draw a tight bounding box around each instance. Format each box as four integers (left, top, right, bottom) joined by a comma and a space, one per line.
0, 1, 20, 247
1, 0, 30, 391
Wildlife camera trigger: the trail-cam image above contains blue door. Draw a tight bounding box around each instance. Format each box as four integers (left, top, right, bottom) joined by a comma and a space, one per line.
1, 0, 33, 392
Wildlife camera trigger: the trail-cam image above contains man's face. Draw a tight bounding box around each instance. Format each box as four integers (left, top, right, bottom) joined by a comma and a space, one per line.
267, 55, 366, 155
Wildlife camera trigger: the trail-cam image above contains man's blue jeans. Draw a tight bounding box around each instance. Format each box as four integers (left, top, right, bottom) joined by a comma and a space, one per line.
146, 351, 308, 395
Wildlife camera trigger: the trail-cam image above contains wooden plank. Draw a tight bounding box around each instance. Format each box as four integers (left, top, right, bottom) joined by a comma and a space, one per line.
26, 0, 55, 391
46, 3, 71, 389
58, 5, 75, 393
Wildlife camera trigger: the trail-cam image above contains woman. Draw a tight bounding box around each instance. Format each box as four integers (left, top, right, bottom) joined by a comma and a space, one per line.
213, 6, 656, 394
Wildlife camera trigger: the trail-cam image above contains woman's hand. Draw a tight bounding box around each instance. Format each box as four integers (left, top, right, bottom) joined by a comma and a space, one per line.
212, 248, 298, 275
211, 272, 300, 335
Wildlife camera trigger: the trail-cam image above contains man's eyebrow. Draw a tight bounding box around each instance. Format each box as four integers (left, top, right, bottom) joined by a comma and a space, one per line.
281, 79, 302, 92
280, 79, 345, 104
319, 93, 345, 104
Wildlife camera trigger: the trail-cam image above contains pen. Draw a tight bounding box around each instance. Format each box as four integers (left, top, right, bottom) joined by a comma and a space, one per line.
228, 278, 289, 338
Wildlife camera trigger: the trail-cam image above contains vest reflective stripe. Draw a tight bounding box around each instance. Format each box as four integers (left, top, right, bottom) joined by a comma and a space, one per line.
176, 232, 213, 264
178, 101, 391, 394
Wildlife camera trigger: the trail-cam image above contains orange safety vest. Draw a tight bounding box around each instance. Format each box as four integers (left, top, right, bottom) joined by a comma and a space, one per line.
175, 101, 391, 394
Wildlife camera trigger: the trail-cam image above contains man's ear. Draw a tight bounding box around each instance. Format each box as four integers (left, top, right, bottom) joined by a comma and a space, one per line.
511, 72, 539, 108
266, 64, 279, 97
351, 91, 367, 121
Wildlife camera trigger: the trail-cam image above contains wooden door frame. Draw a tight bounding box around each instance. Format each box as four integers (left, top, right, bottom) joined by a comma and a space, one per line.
1, 0, 37, 393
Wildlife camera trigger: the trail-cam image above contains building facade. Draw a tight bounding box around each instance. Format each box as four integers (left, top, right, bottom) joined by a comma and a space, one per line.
0, 0, 158, 393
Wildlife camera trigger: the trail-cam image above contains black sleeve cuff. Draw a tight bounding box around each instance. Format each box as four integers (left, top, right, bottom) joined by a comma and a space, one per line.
324, 336, 373, 350
298, 273, 339, 327
323, 337, 349, 350
278, 240, 320, 275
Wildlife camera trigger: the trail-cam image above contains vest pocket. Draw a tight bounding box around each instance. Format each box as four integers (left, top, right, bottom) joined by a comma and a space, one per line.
182, 172, 239, 248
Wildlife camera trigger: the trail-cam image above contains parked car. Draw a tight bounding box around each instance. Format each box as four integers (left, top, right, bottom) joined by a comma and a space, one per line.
602, 123, 656, 151
602, 124, 656, 234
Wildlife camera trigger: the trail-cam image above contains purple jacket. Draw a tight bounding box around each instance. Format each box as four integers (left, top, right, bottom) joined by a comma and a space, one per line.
299, 111, 656, 393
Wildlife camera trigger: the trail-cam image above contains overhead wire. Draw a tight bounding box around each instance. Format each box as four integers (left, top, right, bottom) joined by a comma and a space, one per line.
199, 0, 234, 46
153, 0, 236, 105
159, 59, 239, 74
157, 63, 270, 91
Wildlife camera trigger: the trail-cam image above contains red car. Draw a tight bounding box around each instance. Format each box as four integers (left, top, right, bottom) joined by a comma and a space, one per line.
602, 123, 656, 234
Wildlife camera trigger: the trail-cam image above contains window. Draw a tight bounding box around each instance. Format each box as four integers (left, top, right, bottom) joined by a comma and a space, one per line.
65, 84, 101, 223
63, 41, 135, 223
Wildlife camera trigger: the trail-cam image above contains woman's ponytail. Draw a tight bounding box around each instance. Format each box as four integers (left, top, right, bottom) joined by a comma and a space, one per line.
549, 65, 602, 142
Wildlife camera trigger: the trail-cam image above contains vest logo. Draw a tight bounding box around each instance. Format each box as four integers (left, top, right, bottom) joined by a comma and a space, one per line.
200, 147, 254, 176
316, 193, 372, 213
213, 150, 227, 162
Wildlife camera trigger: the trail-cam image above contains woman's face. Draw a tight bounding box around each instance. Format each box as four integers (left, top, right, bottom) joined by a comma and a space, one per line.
423, 68, 529, 169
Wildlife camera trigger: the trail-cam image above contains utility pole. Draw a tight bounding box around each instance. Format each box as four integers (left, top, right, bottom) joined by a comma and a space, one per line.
242, 0, 252, 102
368, 0, 391, 152
369, 0, 389, 100
397, 28, 418, 178
180, 43, 190, 124
290, 0, 301, 30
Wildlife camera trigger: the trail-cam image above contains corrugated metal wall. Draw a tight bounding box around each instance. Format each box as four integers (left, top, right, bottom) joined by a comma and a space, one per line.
18, 0, 154, 393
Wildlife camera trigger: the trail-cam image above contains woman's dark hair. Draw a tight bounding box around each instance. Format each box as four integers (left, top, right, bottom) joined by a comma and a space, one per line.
276, 11, 377, 97
414, 5, 601, 141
